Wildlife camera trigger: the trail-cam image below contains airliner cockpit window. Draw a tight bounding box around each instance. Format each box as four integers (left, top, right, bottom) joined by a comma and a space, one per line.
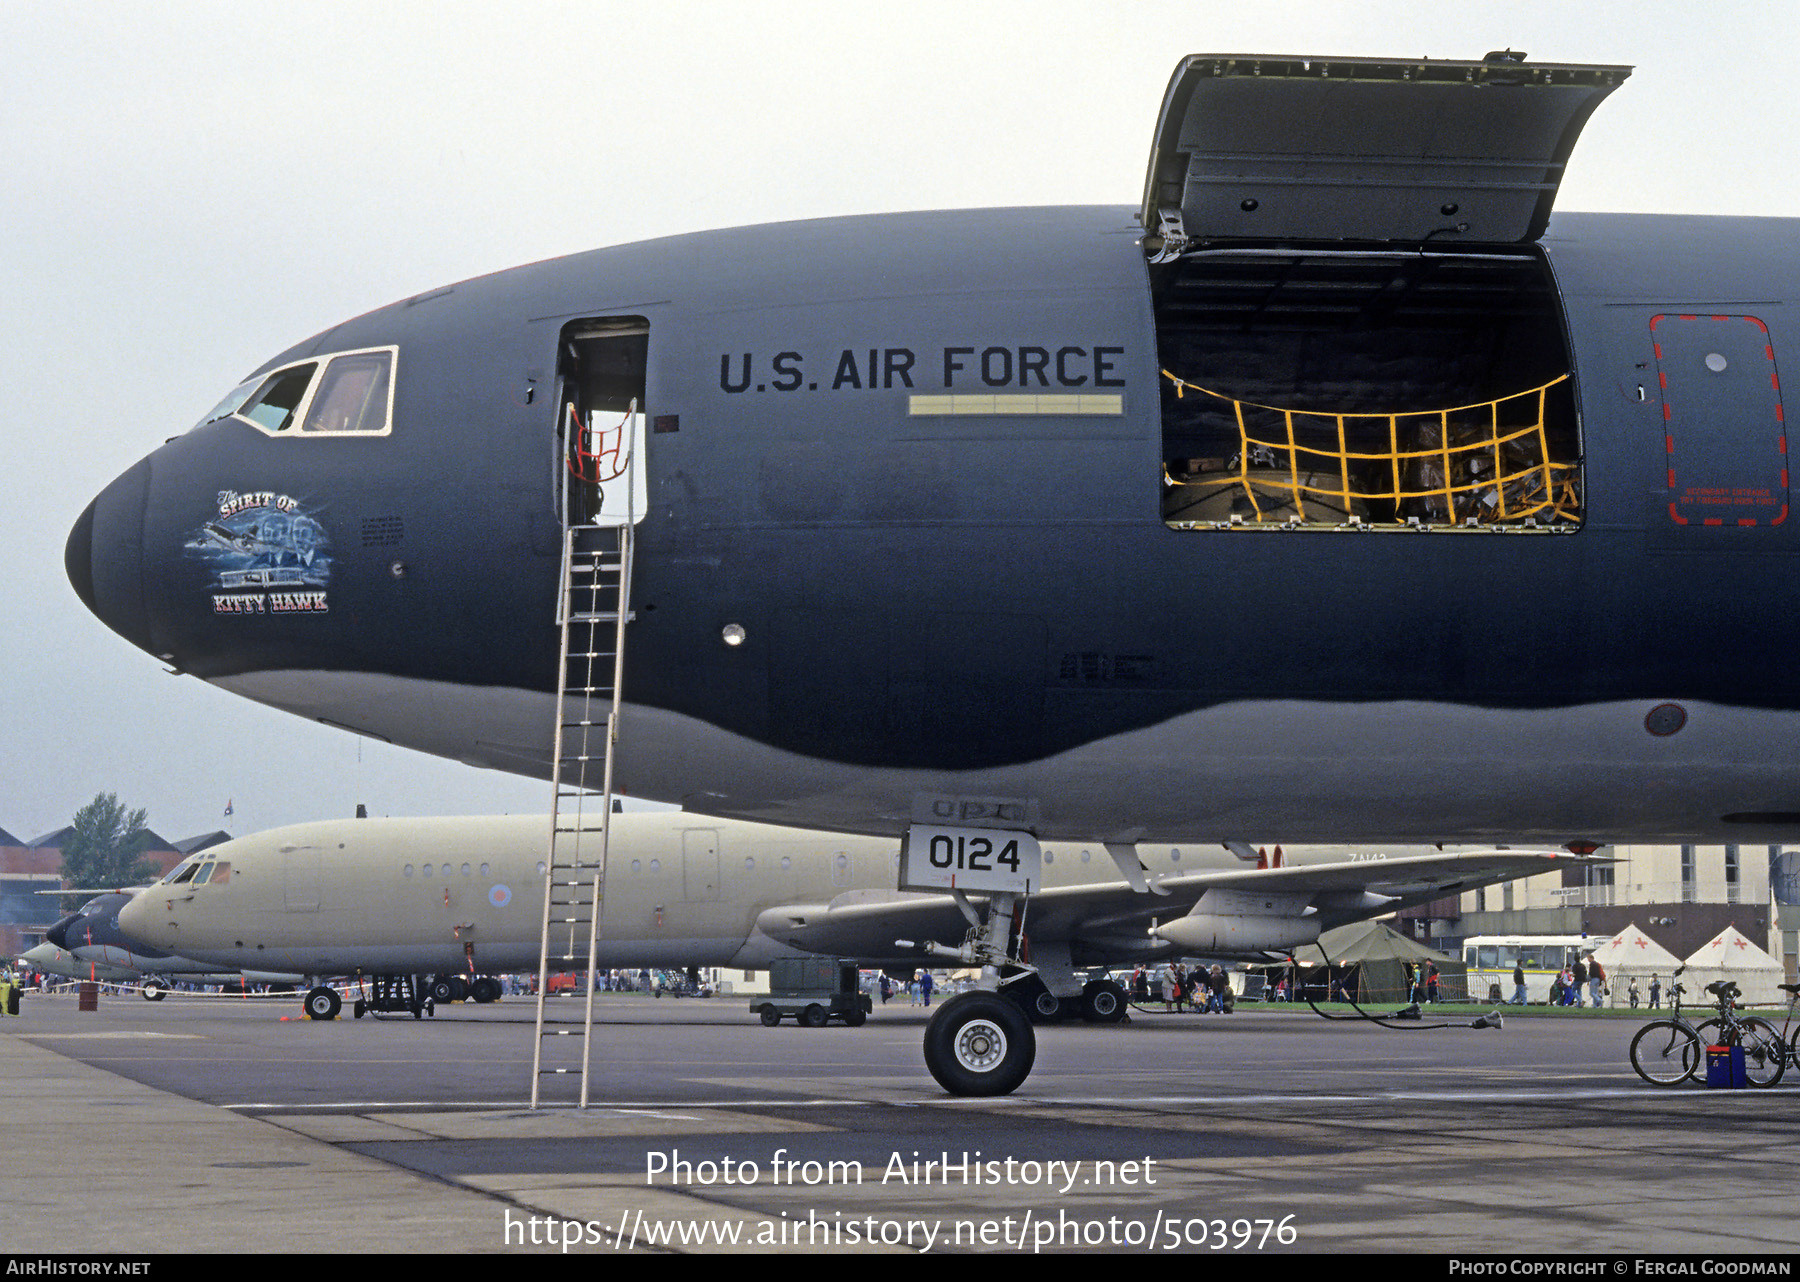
226, 347, 397, 437
164, 860, 200, 885
301, 350, 393, 434
236, 363, 318, 433
200, 379, 258, 426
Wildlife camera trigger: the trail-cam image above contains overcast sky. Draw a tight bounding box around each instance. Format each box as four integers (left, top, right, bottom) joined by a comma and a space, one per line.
3, 1, 1796, 845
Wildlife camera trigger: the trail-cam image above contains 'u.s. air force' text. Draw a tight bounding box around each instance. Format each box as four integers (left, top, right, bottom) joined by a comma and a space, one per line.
720, 346, 1126, 393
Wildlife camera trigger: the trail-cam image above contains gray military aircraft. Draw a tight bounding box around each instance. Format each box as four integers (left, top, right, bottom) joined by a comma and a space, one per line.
68, 51, 1779, 1089
113, 811, 1577, 1037
19, 942, 138, 985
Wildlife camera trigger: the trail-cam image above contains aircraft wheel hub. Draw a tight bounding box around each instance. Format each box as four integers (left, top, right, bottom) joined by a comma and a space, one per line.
954, 1019, 1007, 1072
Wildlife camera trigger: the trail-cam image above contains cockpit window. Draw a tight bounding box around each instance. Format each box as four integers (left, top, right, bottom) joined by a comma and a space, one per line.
201, 379, 258, 426
238, 364, 318, 432
167, 860, 200, 885
226, 346, 397, 437
301, 350, 392, 433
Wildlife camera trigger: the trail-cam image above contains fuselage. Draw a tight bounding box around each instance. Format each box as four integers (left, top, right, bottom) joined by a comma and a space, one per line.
70, 205, 1800, 845
113, 811, 1436, 975
20, 942, 135, 983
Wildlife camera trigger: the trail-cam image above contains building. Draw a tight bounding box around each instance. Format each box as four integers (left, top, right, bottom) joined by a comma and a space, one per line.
1393, 844, 1789, 979
1, 825, 220, 961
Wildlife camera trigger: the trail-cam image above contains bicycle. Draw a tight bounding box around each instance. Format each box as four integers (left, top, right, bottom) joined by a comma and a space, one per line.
1628, 975, 1785, 1087
1758, 981, 1800, 1073
1629, 977, 1704, 1086
1692, 980, 1785, 1087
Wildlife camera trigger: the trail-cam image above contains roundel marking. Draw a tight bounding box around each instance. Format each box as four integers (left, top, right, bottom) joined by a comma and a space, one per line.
488, 884, 512, 908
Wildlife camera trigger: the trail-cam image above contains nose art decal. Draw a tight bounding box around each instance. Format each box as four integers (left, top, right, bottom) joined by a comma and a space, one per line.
188, 489, 332, 614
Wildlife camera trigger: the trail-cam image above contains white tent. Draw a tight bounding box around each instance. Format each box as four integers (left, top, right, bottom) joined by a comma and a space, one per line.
1588, 923, 1682, 1004
1681, 926, 1787, 1008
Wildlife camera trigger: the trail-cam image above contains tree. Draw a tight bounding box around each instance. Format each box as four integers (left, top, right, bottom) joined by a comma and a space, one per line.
59, 793, 156, 901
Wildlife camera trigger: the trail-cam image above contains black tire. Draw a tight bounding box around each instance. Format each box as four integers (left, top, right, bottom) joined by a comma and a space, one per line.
801, 1004, 828, 1028
1740, 1018, 1787, 1087
1629, 1020, 1701, 1085
141, 980, 166, 1002
843, 1007, 867, 1027
428, 976, 460, 1004
1697, 1016, 1787, 1087
923, 991, 1036, 1096
470, 977, 502, 1004
303, 986, 341, 1021
759, 1005, 781, 1026
353, 1000, 367, 1019
1080, 979, 1128, 1024
1006, 976, 1066, 1024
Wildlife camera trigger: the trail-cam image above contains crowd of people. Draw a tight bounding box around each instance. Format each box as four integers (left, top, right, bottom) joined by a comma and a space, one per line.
1127, 962, 1236, 1012
1506, 951, 1612, 1006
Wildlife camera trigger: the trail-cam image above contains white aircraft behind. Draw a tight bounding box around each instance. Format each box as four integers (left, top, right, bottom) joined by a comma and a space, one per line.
20, 942, 138, 984
114, 810, 1587, 1020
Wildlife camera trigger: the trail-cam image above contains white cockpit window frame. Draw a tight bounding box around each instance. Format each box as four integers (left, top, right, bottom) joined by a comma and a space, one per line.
230, 345, 398, 438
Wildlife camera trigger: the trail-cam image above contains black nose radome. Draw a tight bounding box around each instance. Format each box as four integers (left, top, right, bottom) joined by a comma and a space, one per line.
45, 911, 82, 950
69, 459, 152, 654
66, 496, 98, 618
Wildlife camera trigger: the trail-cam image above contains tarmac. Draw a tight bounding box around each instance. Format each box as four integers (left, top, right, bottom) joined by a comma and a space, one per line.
4, 986, 1799, 1256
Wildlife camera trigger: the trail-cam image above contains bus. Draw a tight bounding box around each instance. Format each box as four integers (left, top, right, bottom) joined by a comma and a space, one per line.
1459, 935, 1599, 1005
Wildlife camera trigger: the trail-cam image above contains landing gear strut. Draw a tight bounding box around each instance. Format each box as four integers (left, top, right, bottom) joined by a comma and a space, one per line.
904, 885, 1041, 1096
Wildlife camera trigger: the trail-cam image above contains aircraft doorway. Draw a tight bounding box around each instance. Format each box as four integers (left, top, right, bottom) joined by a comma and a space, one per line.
558, 319, 649, 527
1143, 56, 1603, 533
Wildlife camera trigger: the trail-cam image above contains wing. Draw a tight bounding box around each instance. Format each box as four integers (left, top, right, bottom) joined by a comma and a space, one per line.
755, 849, 1599, 963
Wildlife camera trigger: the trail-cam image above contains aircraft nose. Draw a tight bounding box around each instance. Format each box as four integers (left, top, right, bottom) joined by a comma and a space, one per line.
44, 911, 82, 950
116, 894, 160, 946
67, 458, 153, 654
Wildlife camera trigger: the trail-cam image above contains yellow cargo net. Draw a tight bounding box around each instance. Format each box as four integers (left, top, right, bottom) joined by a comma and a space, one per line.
1161, 373, 1580, 528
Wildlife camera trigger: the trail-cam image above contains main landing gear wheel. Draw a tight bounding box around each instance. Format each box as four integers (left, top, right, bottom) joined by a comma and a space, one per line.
1025, 986, 1064, 1024
1080, 979, 1128, 1024
470, 977, 502, 1004
304, 986, 342, 1021
140, 979, 166, 1002
1007, 974, 1072, 1024
923, 991, 1036, 1096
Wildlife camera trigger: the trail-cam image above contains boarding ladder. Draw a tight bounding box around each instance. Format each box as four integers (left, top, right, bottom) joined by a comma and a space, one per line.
530, 405, 636, 1108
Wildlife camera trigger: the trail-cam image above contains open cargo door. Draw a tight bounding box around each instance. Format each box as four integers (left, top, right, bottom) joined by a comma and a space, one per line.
1141, 53, 1630, 257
